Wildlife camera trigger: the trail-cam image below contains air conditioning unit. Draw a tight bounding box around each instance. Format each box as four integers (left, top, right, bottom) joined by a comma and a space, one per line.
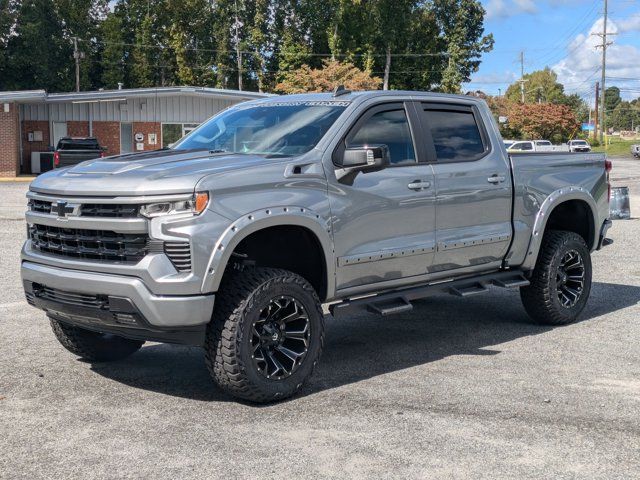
31, 152, 55, 174
31, 152, 41, 174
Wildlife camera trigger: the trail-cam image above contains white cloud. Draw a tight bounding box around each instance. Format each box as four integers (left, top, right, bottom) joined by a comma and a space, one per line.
485, 0, 539, 20
553, 16, 640, 100
469, 71, 519, 84
513, 0, 537, 14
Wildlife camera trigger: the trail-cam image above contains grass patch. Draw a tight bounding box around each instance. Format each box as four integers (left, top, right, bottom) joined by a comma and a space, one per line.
591, 138, 638, 157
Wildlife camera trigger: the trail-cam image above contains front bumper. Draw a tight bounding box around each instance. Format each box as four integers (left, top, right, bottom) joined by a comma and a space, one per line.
21, 261, 214, 345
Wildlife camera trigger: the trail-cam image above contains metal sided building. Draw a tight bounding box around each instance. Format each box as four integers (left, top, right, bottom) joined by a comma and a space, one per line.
0, 86, 268, 177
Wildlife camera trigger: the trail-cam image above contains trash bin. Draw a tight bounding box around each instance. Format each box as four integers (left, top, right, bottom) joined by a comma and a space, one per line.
610, 186, 631, 219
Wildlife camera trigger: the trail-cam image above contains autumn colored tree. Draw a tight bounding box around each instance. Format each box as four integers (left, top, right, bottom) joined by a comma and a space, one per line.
506, 102, 580, 142
275, 59, 382, 93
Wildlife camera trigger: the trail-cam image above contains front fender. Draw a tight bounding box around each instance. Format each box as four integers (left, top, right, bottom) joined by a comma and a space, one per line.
200, 206, 335, 297
521, 187, 598, 271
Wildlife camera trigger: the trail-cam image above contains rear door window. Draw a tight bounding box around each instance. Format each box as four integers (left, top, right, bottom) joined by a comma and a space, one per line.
422, 107, 487, 162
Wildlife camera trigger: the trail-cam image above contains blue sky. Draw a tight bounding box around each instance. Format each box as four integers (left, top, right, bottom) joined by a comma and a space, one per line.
465, 0, 640, 104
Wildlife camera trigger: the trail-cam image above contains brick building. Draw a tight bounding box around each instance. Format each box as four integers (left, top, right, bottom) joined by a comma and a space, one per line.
0, 87, 268, 177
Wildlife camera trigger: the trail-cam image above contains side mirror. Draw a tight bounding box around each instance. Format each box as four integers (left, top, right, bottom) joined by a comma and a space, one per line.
339, 144, 390, 172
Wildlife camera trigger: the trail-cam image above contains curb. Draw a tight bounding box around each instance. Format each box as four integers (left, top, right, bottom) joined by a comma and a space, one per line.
0, 177, 35, 183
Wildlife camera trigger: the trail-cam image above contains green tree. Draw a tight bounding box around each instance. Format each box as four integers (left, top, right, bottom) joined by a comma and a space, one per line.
4, 0, 73, 91
505, 67, 567, 104
609, 101, 640, 132
99, 12, 127, 88
433, 0, 494, 93
0, 0, 17, 87
604, 86, 621, 113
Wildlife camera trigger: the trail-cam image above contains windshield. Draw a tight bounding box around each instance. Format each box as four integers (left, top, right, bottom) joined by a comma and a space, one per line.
572, 140, 588, 145
536, 140, 552, 146
173, 102, 348, 157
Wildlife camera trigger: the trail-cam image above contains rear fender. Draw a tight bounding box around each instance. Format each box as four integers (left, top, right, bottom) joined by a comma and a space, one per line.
521, 187, 598, 271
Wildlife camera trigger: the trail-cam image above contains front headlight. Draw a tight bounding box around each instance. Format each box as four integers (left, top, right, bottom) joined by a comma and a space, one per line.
140, 192, 209, 218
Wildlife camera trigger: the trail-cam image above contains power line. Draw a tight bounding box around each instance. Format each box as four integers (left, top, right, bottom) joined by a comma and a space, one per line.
79, 38, 450, 58
592, 0, 617, 143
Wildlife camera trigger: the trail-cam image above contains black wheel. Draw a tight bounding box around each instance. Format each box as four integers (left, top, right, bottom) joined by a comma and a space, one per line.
205, 267, 324, 403
520, 230, 592, 325
50, 317, 144, 362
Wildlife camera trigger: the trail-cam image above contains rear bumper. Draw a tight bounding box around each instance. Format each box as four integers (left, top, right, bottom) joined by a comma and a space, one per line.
21, 261, 214, 345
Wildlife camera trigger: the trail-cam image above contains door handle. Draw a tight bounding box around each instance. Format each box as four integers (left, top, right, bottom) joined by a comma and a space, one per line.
487, 175, 506, 184
408, 180, 431, 191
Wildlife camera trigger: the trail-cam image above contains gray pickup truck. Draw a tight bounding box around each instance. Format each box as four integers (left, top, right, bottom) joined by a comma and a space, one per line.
22, 91, 612, 403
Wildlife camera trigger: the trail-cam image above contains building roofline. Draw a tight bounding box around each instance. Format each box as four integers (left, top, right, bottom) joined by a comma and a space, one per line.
0, 90, 47, 103
0, 86, 270, 103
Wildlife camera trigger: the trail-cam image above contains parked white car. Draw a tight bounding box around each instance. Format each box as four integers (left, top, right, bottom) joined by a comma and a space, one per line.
568, 140, 592, 153
507, 140, 569, 153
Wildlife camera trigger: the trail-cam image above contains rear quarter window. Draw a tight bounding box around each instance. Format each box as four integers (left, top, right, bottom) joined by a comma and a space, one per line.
422, 109, 486, 162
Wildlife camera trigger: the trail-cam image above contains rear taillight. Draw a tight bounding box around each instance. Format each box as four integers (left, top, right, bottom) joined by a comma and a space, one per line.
53, 151, 60, 167
605, 158, 612, 202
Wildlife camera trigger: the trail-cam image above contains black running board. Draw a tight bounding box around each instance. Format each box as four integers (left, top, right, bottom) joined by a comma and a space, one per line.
330, 271, 529, 317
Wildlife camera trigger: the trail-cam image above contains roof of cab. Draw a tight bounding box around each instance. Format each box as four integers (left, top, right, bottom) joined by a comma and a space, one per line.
249, 90, 487, 105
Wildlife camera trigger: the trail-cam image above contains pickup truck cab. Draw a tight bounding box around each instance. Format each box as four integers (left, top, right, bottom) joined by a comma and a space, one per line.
53, 137, 105, 168
22, 90, 612, 402
568, 139, 592, 153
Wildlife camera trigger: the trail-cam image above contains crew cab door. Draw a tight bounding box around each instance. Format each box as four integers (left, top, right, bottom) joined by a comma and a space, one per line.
419, 102, 513, 273
327, 101, 436, 292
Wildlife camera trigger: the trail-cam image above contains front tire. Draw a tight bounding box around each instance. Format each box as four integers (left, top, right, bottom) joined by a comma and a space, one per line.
205, 267, 325, 403
50, 317, 144, 361
520, 230, 592, 325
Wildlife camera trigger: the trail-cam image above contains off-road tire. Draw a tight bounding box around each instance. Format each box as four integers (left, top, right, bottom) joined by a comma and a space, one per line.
50, 317, 144, 362
205, 267, 325, 403
520, 230, 592, 325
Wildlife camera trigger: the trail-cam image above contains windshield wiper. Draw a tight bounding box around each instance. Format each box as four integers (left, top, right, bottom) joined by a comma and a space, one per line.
209, 149, 229, 154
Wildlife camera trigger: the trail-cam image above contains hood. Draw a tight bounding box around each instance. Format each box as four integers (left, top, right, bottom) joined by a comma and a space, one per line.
30, 149, 282, 196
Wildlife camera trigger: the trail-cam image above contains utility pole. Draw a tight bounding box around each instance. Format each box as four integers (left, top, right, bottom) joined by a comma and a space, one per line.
594, 81, 599, 141
518, 51, 528, 103
234, 0, 243, 91
72, 37, 83, 92
593, 0, 615, 144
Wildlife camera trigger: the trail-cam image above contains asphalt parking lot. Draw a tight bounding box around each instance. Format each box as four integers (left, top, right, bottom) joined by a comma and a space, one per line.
1, 157, 639, 479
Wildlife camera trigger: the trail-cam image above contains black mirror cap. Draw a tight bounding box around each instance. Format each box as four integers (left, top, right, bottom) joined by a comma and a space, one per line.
341, 144, 390, 171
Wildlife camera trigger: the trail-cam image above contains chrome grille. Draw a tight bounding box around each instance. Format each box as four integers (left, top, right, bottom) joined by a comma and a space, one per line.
164, 241, 192, 272
80, 204, 139, 218
28, 224, 148, 262
29, 199, 52, 214
28, 199, 139, 218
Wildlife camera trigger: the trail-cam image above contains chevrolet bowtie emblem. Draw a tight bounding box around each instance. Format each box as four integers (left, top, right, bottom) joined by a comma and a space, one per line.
52, 201, 78, 218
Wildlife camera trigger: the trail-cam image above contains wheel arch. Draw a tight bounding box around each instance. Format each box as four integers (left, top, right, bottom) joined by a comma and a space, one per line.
522, 188, 598, 271
201, 207, 335, 301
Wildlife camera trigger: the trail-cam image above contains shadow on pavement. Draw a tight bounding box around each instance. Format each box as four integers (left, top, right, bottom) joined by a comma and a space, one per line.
90, 281, 640, 403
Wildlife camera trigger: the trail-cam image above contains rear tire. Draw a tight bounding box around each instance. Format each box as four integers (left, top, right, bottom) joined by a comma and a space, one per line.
50, 317, 144, 361
520, 230, 592, 325
205, 267, 324, 403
